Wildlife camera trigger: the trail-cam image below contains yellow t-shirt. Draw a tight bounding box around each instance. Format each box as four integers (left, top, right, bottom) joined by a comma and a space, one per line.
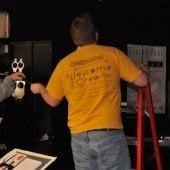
46, 44, 142, 134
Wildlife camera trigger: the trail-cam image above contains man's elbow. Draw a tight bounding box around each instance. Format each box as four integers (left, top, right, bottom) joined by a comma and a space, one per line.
48, 99, 61, 107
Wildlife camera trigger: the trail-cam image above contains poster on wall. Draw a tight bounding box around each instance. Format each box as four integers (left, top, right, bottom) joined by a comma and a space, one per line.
127, 44, 166, 114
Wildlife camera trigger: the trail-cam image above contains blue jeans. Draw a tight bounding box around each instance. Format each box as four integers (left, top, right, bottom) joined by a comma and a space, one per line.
71, 130, 131, 170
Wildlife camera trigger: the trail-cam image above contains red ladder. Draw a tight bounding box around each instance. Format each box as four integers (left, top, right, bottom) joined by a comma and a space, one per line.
136, 84, 163, 170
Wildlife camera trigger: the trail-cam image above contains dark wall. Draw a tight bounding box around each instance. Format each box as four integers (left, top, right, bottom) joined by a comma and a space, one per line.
1, 0, 169, 72
1, 1, 169, 49
1, 0, 169, 76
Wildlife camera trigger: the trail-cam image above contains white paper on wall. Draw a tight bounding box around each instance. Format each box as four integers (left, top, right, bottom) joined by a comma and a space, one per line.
127, 44, 166, 114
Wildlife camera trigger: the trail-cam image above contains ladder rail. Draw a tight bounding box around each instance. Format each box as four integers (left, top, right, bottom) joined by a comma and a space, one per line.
136, 88, 145, 170
136, 84, 164, 170
145, 85, 163, 170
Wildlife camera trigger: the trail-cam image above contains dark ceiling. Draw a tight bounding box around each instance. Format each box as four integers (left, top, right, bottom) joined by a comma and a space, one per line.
0, 0, 169, 42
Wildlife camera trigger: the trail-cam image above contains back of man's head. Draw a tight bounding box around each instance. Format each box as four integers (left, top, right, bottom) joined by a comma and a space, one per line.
70, 12, 97, 46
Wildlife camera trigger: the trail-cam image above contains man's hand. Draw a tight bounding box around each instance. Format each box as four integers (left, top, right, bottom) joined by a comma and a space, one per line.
30, 83, 61, 107
30, 83, 45, 94
139, 64, 149, 74
10, 72, 25, 81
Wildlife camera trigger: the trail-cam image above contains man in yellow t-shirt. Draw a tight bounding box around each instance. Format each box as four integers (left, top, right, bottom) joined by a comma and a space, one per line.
30, 12, 148, 170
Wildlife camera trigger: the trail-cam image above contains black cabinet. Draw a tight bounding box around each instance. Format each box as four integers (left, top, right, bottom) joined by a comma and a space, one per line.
0, 41, 53, 152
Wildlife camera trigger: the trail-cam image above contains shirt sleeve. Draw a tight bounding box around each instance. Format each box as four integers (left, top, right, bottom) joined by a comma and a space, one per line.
115, 48, 142, 82
46, 63, 65, 100
0, 75, 15, 102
